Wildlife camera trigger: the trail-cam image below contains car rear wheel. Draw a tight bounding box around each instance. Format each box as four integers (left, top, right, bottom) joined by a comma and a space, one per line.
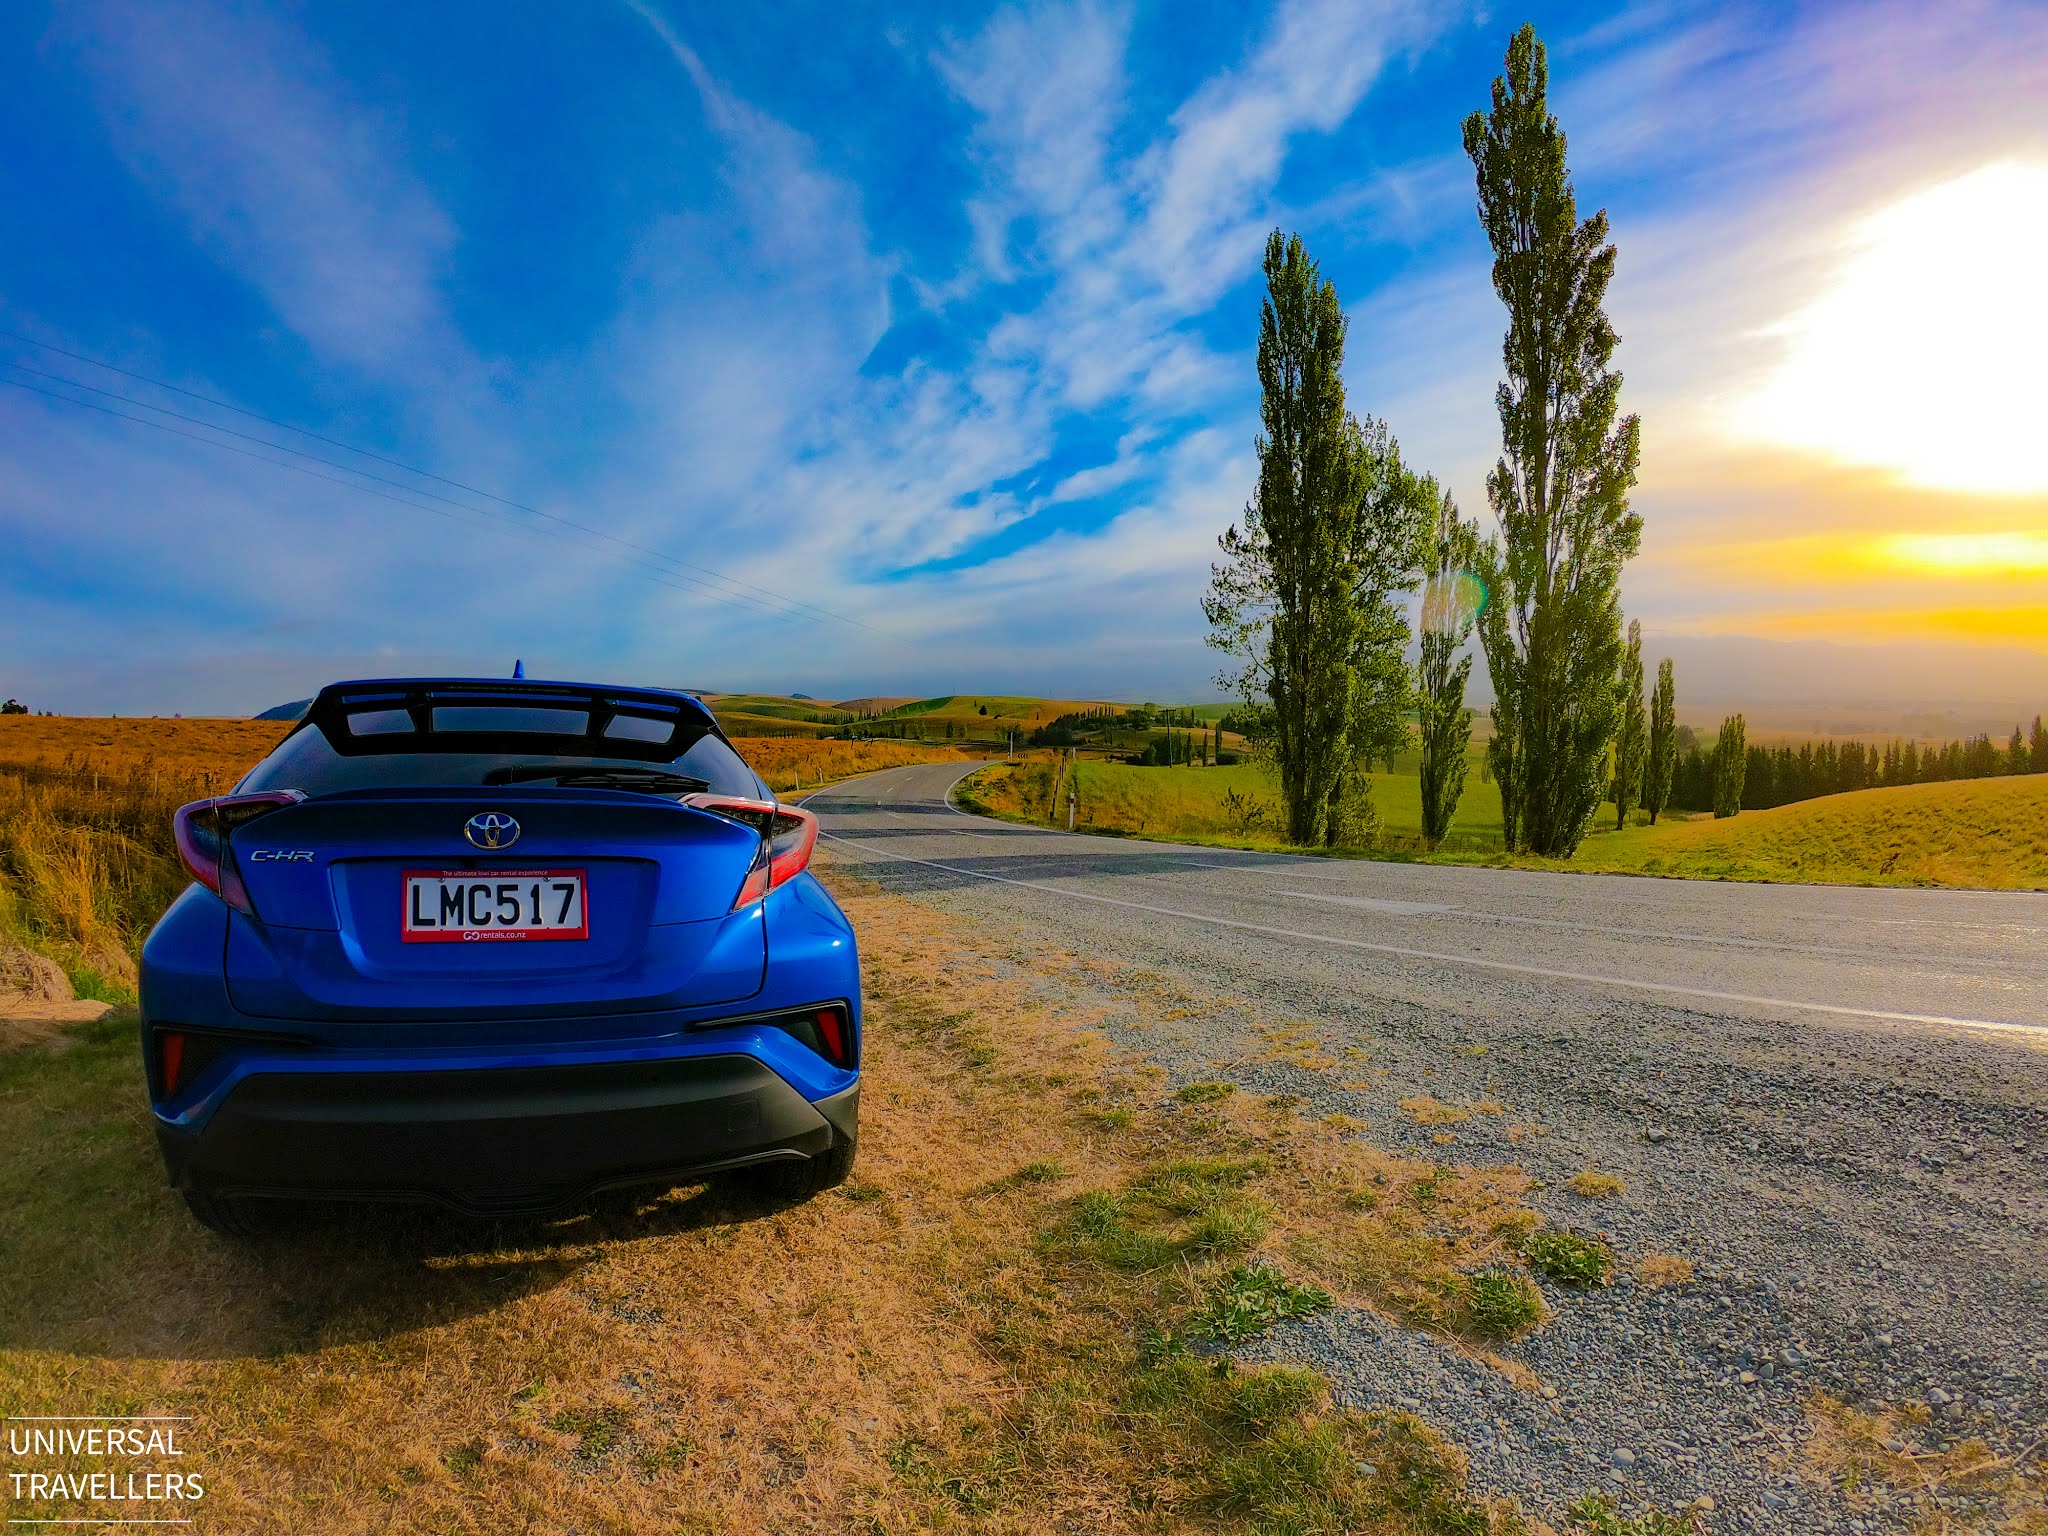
739, 1139, 855, 1200
182, 1188, 300, 1237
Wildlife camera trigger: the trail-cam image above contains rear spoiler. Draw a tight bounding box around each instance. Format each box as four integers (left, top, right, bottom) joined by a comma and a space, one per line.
300, 678, 721, 762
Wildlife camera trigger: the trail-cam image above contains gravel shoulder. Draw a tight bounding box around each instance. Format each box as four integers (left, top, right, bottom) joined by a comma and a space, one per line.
814, 767, 2048, 1533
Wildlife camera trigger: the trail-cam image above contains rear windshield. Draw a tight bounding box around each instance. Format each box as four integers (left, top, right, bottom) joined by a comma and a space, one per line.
239, 726, 768, 800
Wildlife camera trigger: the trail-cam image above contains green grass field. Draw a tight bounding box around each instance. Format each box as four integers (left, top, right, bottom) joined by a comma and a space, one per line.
701, 693, 1127, 741
966, 753, 2048, 890
1539, 774, 2048, 889
969, 754, 1504, 853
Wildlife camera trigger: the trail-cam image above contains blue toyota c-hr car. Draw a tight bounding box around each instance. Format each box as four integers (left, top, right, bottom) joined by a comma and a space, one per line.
139, 677, 860, 1234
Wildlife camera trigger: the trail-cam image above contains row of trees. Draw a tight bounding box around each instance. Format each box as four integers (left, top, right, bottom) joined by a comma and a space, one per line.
1668, 714, 2048, 815
1207, 25, 1643, 857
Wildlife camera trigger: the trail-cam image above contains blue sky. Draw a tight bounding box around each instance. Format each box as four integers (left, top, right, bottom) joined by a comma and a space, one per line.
3, 1, 2044, 719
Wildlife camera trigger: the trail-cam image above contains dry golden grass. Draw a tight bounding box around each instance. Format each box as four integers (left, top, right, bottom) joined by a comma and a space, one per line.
0, 863, 1567, 1534
1567, 1170, 1626, 1199
0, 724, 973, 991
727, 736, 980, 794
0, 756, 204, 989
1802, 1394, 2047, 1533
1400, 1095, 1471, 1126
0, 714, 291, 785
1249, 1021, 1339, 1072
1635, 1254, 1694, 1288
1553, 774, 2048, 890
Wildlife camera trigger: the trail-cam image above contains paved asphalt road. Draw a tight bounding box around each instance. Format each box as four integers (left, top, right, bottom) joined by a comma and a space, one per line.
807, 760, 2048, 1039
808, 760, 2048, 1527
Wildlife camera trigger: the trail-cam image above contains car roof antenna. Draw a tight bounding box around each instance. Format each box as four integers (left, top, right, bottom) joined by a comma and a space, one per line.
513, 658, 525, 679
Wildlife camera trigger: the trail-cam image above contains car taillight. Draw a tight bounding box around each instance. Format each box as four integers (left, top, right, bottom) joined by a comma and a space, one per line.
156, 1029, 186, 1098
150, 1026, 234, 1100
762, 1004, 856, 1069
172, 791, 304, 915
684, 795, 820, 910
812, 1005, 851, 1067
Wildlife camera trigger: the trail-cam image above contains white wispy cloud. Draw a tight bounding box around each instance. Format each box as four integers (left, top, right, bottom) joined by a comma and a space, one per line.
15, 0, 2039, 716
61, 1, 463, 381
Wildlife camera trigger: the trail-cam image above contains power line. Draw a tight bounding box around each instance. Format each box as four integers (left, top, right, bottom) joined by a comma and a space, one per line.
0, 360, 802, 622
0, 328, 881, 632
0, 374, 804, 624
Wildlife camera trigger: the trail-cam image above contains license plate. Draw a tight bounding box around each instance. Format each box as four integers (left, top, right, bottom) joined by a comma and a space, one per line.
402, 869, 588, 943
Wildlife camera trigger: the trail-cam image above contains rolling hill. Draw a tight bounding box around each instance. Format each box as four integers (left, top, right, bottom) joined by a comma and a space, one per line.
1553, 774, 2048, 889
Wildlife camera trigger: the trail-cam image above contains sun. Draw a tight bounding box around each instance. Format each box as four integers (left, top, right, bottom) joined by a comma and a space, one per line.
1732, 161, 2048, 496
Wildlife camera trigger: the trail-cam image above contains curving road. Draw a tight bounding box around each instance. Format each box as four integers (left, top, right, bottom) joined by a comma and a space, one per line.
807, 760, 2048, 1525
808, 760, 2048, 1038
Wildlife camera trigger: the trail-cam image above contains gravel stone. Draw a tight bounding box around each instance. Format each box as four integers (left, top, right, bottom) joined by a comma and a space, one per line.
824, 771, 2048, 1536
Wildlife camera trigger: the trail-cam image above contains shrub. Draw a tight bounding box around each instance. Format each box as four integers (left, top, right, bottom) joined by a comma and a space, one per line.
1219, 786, 1274, 835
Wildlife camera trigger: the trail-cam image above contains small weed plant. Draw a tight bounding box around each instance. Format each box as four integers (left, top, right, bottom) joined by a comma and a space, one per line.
1523, 1228, 1616, 1288
1193, 1263, 1333, 1345
1565, 1492, 1700, 1535
1463, 1269, 1545, 1341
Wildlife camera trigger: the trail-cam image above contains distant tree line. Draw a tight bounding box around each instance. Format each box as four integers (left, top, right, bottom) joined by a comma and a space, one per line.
1027, 707, 1228, 765
830, 718, 973, 742
1667, 715, 2048, 814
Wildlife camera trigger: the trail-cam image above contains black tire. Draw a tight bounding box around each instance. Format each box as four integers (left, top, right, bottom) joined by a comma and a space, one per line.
181, 1188, 299, 1237
740, 1139, 856, 1200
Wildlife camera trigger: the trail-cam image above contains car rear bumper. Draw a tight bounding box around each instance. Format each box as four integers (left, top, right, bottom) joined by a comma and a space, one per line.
156, 1053, 858, 1217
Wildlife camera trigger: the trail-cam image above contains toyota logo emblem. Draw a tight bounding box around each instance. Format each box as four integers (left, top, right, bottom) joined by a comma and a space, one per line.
463, 812, 521, 850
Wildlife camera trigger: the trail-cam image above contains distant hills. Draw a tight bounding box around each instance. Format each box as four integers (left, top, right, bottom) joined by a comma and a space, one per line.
255, 699, 312, 722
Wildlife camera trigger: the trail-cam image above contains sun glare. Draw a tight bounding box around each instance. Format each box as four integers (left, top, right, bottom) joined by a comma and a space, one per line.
1733, 161, 2048, 495
1872, 530, 2048, 576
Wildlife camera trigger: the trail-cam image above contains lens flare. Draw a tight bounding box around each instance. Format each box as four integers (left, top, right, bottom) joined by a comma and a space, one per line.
1421, 571, 1488, 636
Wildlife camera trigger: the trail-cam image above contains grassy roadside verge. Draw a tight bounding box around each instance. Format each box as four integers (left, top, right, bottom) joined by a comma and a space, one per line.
1482, 775, 2048, 890
957, 760, 2048, 891
961, 758, 1502, 855
1, 864, 1706, 1535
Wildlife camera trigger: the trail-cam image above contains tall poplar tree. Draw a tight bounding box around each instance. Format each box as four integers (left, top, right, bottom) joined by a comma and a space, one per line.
1464, 25, 1643, 857
1712, 714, 1748, 818
1330, 418, 1430, 845
1474, 540, 1521, 851
1645, 656, 1676, 823
1417, 478, 1480, 850
1207, 232, 1424, 847
1612, 620, 1647, 829
1206, 233, 1361, 845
